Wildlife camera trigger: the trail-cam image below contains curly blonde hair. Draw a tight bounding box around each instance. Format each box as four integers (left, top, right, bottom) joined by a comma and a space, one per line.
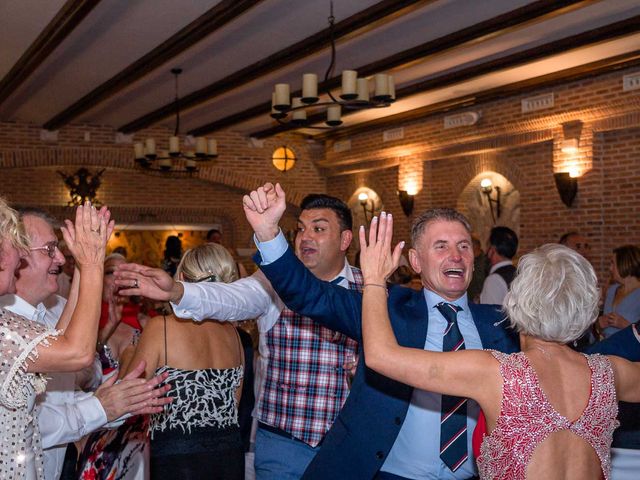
0, 197, 29, 250
175, 243, 239, 284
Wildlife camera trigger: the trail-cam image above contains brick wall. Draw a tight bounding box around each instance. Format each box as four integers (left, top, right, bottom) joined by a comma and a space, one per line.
324, 66, 640, 283
1, 65, 640, 282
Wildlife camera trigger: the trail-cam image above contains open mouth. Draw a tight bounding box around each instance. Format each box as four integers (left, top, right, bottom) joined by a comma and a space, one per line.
443, 267, 464, 278
301, 247, 317, 255
48, 268, 61, 276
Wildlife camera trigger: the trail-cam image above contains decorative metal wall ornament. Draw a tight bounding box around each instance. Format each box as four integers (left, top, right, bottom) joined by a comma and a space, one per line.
57, 167, 106, 206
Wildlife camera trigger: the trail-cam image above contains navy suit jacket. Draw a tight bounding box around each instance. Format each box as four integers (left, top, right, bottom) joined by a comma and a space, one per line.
258, 247, 640, 479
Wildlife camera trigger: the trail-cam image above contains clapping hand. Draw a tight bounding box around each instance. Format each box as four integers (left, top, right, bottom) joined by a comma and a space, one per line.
242, 182, 286, 242
359, 212, 405, 285
60, 202, 114, 271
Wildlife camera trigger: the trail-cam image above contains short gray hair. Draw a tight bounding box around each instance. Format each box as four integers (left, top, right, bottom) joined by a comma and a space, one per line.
410, 208, 472, 248
17, 207, 60, 229
504, 244, 599, 343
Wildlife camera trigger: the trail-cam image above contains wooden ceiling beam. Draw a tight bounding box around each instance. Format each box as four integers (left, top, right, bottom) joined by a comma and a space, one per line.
250, 14, 640, 138
118, 0, 431, 134
43, 0, 262, 130
0, 0, 101, 107
192, 0, 591, 137
321, 50, 640, 174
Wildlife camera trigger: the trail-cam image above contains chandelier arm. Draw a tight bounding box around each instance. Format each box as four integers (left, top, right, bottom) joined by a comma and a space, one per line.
324, 1, 339, 103
174, 70, 181, 137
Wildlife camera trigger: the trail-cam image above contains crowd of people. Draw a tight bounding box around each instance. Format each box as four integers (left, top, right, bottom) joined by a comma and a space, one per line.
0, 183, 639, 480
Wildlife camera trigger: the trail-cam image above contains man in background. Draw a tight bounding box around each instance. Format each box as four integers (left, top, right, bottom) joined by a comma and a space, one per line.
479, 226, 518, 305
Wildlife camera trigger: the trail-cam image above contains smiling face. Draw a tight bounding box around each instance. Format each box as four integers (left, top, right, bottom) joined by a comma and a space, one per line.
15, 215, 65, 306
0, 239, 24, 295
408, 219, 474, 301
294, 208, 352, 281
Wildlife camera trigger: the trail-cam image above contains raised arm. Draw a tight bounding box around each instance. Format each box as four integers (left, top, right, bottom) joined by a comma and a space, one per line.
360, 212, 498, 401
116, 263, 274, 323
29, 203, 114, 373
609, 355, 640, 403
244, 183, 363, 339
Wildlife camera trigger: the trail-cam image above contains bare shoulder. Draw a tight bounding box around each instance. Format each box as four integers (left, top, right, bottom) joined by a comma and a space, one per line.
139, 314, 168, 338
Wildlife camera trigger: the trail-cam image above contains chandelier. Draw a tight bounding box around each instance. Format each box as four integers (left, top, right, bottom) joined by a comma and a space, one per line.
270, 2, 395, 129
133, 68, 218, 175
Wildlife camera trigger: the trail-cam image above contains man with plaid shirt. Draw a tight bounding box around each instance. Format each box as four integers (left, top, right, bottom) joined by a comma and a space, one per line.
115, 194, 362, 479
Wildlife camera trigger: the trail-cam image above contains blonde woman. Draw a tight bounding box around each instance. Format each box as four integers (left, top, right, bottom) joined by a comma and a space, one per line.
125, 243, 245, 480
0, 198, 108, 479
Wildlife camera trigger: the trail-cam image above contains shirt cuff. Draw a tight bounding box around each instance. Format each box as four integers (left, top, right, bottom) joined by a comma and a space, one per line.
253, 229, 288, 265
75, 395, 107, 433
171, 282, 201, 320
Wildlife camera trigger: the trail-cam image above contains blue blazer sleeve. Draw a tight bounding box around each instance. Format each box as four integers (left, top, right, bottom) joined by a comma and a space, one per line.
584, 324, 640, 361
258, 246, 364, 341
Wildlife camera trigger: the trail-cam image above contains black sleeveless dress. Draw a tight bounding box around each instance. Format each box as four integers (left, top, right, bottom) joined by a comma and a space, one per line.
149, 318, 244, 479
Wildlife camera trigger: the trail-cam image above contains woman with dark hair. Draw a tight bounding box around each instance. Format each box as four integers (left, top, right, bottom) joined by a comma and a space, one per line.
598, 245, 640, 338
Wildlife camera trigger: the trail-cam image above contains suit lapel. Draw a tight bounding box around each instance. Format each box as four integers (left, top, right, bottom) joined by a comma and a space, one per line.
395, 288, 429, 349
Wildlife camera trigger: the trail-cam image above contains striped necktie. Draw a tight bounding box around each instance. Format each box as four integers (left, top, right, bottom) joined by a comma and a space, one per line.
435, 302, 468, 472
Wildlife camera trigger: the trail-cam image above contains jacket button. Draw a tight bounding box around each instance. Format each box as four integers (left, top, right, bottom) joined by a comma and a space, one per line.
376, 451, 384, 459
394, 417, 402, 425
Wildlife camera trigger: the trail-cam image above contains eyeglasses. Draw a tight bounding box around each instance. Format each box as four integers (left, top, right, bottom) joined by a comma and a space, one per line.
30, 241, 59, 259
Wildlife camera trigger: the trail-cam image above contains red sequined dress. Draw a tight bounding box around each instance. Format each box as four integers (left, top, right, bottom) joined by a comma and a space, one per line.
477, 351, 619, 480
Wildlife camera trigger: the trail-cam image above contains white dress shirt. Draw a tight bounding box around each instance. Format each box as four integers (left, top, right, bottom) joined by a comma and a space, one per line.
479, 260, 513, 305
171, 259, 357, 417
0, 294, 107, 480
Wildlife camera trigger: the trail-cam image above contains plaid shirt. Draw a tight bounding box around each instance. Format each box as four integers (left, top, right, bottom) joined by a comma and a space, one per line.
257, 266, 363, 447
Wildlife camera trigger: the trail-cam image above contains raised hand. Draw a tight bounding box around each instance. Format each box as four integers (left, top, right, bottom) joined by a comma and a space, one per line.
61, 202, 114, 271
115, 263, 184, 304
358, 212, 405, 285
242, 182, 286, 242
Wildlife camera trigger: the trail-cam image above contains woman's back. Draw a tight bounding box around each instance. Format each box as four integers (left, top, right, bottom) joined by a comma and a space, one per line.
479, 348, 618, 480
148, 315, 245, 480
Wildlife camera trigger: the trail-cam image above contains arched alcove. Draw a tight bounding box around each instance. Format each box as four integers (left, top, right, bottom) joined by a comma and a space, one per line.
348, 187, 383, 229
457, 171, 520, 247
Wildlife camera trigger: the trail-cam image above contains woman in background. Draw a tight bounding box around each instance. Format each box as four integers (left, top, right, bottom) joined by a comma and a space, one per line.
596, 244, 640, 479
598, 245, 640, 338
359, 213, 640, 480
125, 242, 244, 480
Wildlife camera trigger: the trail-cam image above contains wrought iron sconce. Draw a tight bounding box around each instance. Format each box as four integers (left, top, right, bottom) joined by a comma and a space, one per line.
397, 190, 414, 216
554, 172, 578, 207
57, 167, 106, 206
358, 192, 375, 223
480, 178, 501, 223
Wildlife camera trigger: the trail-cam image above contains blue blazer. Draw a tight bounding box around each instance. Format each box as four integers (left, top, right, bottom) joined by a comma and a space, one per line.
259, 247, 640, 479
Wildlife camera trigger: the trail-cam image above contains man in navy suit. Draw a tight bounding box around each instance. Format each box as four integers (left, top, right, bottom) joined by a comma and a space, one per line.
244, 183, 640, 480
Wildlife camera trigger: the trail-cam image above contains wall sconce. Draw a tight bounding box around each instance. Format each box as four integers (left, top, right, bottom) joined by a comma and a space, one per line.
561, 138, 579, 154
57, 167, 106, 206
397, 190, 414, 216
554, 172, 578, 207
480, 178, 501, 223
358, 192, 375, 223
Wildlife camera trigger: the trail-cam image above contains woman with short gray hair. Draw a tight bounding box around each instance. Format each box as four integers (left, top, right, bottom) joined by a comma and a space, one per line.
360, 213, 640, 480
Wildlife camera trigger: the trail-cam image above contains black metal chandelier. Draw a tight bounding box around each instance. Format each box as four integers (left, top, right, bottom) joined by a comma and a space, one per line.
133, 68, 218, 175
269, 2, 395, 129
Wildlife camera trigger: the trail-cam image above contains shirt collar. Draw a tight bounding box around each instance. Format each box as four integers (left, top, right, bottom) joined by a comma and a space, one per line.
423, 288, 469, 312
0, 294, 46, 323
330, 257, 355, 286
489, 259, 514, 274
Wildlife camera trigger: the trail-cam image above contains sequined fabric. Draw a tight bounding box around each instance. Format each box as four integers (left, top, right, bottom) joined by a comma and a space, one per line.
0, 308, 58, 480
477, 351, 619, 480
